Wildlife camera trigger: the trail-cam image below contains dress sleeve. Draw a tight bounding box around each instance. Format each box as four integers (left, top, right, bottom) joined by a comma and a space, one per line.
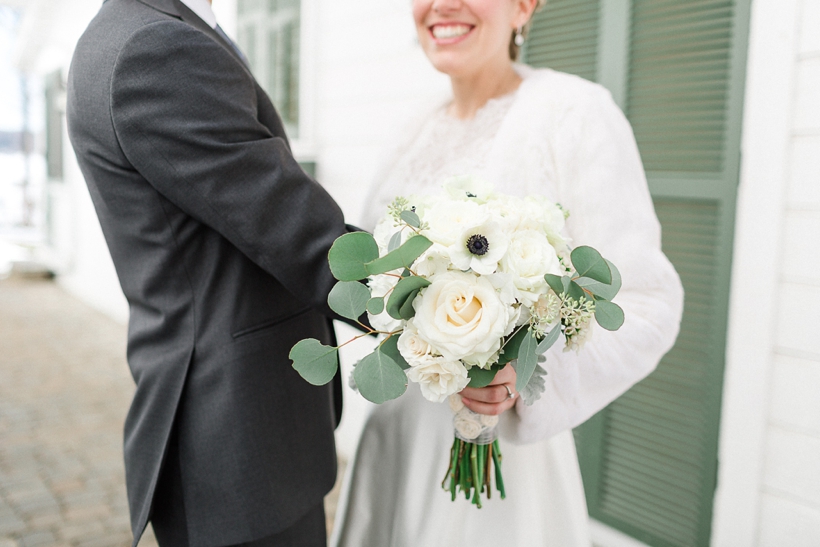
499, 85, 685, 445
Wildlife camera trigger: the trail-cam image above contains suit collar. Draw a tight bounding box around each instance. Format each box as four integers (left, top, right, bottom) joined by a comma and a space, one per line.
171, 0, 247, 68
133, 0, 180, 18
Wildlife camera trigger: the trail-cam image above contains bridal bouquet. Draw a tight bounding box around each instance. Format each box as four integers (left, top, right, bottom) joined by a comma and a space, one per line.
290, 177, 624, 507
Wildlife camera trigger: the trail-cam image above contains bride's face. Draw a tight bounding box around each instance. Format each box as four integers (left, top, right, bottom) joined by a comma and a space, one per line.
412, 0, 532, 77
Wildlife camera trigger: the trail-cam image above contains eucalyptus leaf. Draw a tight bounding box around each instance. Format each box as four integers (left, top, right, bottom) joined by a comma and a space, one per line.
400, 210, 421, 228
536, 324, 562, 354
567, 280, 586, 302
353, 350, 408, 404
595, 299, 625, 331
328, 232, 380, 281
575, 276, 618, 301
386, 276, 431, 320
289, 339, 339, 386
570, 246, 612, 284
512, 329, 539, 393
518, 364, 548, 406
544, 273, 564, 296
467, 365, 499, 388
366, 297, 385, 315
398, 290, 420, 320
365, 235, 433, 276
388, 231, 403, 252
605, 259, 622, 298
498, 327, 529, 365
378, 335, 409, 370
327, 281, 370, 321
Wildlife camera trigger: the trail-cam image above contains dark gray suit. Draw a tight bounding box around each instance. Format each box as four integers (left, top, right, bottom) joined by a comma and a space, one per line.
66, 0, 349, 545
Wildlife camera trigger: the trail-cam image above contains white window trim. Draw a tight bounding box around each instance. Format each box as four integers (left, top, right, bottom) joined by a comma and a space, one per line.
712, 0, 799, 545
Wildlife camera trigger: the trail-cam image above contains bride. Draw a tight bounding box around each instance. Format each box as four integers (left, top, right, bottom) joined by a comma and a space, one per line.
332, 0, 684, 545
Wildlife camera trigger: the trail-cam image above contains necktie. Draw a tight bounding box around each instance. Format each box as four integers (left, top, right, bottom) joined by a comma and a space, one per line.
215, 24, 250, 68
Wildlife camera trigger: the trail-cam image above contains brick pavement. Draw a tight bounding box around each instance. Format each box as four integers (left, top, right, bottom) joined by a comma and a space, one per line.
0, 276, 343, 546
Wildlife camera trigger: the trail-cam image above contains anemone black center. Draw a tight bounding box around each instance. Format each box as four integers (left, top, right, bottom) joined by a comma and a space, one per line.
466, 234, 490, 256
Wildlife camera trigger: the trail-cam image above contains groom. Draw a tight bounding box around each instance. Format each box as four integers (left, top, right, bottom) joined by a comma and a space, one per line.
67, 0, 350, 545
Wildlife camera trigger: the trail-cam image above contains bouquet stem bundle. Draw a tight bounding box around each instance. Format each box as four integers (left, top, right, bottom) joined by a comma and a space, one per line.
442, 438, 506, 508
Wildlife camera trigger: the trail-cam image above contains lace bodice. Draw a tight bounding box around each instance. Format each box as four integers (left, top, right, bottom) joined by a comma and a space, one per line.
364, 91, 519, 228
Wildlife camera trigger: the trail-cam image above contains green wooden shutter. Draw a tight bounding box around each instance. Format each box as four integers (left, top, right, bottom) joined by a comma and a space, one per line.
525, 1, 751, 545
525, 0, 601, 80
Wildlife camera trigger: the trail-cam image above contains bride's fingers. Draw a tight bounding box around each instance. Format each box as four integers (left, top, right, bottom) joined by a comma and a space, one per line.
488, 363, 516, 386
460, 383, 512, 404
461, 392, 517, 416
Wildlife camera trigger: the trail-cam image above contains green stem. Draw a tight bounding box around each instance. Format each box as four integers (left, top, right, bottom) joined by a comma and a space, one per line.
492, 440, 506, 499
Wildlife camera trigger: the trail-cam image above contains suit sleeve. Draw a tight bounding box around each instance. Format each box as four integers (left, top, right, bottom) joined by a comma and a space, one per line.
110, 20, 346, 312
500, 85, 685, 444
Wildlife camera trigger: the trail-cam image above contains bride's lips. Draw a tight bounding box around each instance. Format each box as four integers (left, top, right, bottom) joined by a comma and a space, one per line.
428, 23, 475, 45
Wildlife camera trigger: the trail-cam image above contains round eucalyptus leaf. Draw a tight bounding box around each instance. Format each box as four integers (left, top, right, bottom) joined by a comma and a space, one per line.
327, 281, 371, 321
595, 299, 625, 331
386, 275, 431, 320
289, 339, 339, 386
328, 232, 380, 281
378, 335, 409, 370
366, 297, 385, 316
353, 350, 408, 404
571, 246, 612, 284
400, 210, 421, 228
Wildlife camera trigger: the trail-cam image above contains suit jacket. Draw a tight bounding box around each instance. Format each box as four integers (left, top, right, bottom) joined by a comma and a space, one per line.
66, 0, 348, 544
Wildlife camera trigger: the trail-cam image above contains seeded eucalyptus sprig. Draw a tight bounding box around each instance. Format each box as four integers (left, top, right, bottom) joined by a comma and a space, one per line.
495, 246, 624, 406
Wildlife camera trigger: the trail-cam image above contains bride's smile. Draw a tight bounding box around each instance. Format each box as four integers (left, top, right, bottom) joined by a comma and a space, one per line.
429, 23, 474, 44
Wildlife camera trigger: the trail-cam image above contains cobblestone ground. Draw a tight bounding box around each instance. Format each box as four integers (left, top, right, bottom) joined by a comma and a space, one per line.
0, 276, 344, 546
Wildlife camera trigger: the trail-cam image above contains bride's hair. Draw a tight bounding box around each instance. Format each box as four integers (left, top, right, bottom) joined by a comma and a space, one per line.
509, 0, 548, 61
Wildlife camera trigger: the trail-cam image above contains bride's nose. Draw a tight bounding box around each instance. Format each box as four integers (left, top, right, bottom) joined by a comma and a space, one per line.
432, 0, 464, 14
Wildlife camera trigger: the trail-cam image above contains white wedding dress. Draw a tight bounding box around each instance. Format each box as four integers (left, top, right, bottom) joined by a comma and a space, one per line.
331, 66, 684, 547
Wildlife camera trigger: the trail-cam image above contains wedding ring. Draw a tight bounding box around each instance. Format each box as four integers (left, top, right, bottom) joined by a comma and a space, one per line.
504, 385, 514, 400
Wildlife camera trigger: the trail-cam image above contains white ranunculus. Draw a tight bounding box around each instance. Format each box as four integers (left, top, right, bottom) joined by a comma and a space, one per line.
443, 175, 495, 203
421, 199, 486, 247
397, 322, 432, 363
501, 229, 563, 306
413, 271, 515, 367
406, 355, 469, 403
448, 219, 509, 275
453, 409, 484, 440
484, 193, 527, 234
413, 243, 452, 277
367, 274, 402, 332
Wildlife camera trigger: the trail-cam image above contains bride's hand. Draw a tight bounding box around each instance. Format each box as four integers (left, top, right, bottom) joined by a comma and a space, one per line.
459, 363, 518, 416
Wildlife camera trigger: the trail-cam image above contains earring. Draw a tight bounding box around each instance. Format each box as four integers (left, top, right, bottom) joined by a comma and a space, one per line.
514, 26, 525, 47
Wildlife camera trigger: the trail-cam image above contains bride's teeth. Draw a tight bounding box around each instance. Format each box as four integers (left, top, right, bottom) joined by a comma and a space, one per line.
432, 25, 471, 39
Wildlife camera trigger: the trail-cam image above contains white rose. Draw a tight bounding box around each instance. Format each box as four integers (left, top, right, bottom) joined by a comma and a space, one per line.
454, 410, 483, 440
421, 199, 486, 247
501, 229, 562, 306
448, 393, 466, 413
406, 354, 470, 403
413, 271, 515, 367
448, 219, 509, 275
443, 175, 495, 203
367, 274, 402, 332
372, 215, 397, 254
397, 322, 432, 362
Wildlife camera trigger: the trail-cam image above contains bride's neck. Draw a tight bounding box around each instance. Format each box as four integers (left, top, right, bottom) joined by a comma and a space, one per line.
447, 61, 522, 120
